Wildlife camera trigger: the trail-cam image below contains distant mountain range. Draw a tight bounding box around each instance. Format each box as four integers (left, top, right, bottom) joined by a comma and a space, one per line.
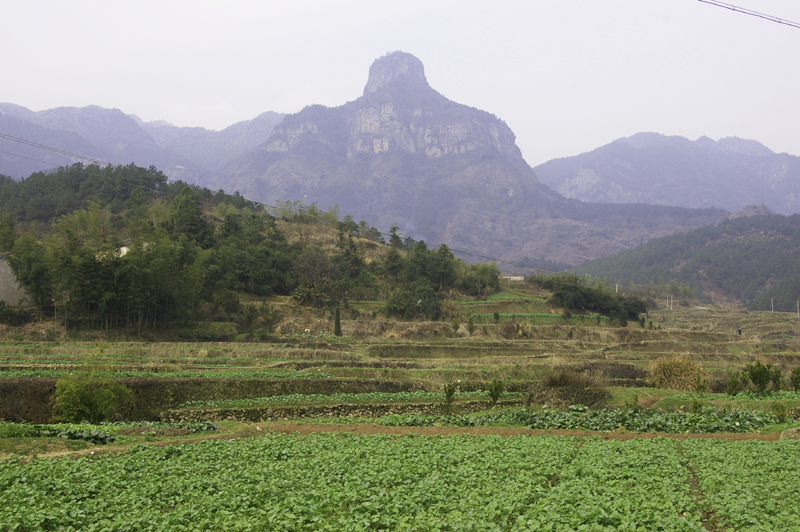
534, 133, 800, 215
2, 52, 765, 265
0, 102, 284, 183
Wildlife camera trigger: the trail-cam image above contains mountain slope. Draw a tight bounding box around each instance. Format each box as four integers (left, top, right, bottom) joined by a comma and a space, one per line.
221, 52, 725, 264
571, 209, 800, 309
534, 133, 800, 214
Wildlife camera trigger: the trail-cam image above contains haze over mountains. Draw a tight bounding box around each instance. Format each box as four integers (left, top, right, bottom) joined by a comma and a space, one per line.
7, 51, 795, 265
0, 103, 284, 183
535, 133, 800, 214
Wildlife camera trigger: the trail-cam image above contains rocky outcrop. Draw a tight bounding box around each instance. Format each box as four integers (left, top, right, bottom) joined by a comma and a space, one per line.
223, 52, 724, 265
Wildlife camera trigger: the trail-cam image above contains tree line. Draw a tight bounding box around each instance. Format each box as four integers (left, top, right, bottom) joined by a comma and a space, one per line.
0, 163, 501, 332
570, 214, 800, 310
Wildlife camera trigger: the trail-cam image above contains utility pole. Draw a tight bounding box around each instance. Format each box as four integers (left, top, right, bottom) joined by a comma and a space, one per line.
771, 298, 774, 312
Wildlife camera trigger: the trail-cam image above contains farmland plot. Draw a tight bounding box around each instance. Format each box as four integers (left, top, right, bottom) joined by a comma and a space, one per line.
0, 433, 721, 531
681, 439, 800, 530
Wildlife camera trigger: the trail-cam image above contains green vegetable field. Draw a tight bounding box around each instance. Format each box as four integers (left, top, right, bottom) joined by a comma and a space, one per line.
2, 433, 798, 531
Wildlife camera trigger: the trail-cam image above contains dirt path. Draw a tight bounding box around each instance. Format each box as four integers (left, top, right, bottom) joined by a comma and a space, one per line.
4, 423, 781, 462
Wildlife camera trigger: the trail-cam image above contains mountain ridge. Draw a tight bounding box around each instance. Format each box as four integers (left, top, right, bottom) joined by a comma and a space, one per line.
534, 132, 800, 214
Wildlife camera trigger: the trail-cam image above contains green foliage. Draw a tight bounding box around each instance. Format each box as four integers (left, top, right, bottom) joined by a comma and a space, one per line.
744, 360, 782, 394
726, 370, 748, 396
51, 377, 134, 423
385, 281, 440, 320
0, 300, 30, 325
531, 273, 646, 323
466, 316, 475, 335
689, 397, 704, 414
176, 390, 523, 410
334, 306, 342, 337
770, 401, 788, 422
791, 367, 800, 391
3, 429, 797, 530
623, 394, 640, 412
682, 439, 800, 529
442, 382, 457, 406
372, 406, 780, 433
572, 213, 800, 309
450, 318, 460, 335
486, 379, 504, 405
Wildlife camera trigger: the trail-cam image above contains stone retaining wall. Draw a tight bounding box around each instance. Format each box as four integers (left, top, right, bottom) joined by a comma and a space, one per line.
160, 399, 524, 423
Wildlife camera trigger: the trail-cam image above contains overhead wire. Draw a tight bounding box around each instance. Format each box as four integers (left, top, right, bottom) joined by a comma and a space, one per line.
0, 135, 560, 275
0, 132, 111, 166
696, 0, 800, 29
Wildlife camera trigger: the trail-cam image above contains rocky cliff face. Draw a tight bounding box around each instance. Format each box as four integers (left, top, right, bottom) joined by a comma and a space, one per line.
223, 52, 724, 265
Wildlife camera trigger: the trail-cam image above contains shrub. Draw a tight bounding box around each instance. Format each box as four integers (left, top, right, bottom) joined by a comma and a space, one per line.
467, 317, 475, 336
648, 357, 708, 391
51, 377, 134, 423
744, 361, 781, 394
334, 307, 342, 337
0, 301, 30, 325
442, 382, 457, 405
726, 371, 747, 396
623, 393, 641, 412
689, 398, 704, 414
693, 374, 709, 394
791, 367, 800, 391
771, 401, 788, 423
487, 379, 504, 405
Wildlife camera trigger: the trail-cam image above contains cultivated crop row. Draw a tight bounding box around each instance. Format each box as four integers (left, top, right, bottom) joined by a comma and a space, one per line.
3, 433, 794, 530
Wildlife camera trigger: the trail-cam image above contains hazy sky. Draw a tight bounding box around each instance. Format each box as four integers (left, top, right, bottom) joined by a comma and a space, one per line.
3, 0, 799, 166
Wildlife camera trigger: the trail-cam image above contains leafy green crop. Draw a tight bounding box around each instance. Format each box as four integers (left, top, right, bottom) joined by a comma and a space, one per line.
2, 432, 796, 530
681, 439, 800, 529
350, 406, 780, 433
176, 390, 524, 410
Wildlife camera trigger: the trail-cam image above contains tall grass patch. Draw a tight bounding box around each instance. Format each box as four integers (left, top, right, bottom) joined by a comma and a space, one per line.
648, 356, 708, 391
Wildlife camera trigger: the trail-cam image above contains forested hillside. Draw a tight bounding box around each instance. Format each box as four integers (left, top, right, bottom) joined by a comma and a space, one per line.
571, 214, 800, 310
0, 163, 500, 334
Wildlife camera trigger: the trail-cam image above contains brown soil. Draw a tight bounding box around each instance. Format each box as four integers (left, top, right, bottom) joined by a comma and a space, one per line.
3, 423, 780, 462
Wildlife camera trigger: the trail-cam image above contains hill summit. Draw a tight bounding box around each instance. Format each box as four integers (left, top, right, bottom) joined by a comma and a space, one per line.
363, 51, 430, 95
221, 52, 723, 264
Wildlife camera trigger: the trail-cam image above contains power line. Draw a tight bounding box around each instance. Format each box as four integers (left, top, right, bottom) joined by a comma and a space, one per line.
0, 133, 110, 166
0, 135, 559, 275
696, 0, 800, 29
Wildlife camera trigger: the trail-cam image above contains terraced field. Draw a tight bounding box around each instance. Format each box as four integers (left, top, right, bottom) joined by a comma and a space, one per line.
2, 288, 800, 529
2, 283, 800, 423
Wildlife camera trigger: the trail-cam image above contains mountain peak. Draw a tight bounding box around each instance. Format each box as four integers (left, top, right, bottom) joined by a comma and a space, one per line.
363, 51, 429, 95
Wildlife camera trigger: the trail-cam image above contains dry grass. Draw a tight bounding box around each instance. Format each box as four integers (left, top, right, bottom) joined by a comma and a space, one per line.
648, 356, 709, 391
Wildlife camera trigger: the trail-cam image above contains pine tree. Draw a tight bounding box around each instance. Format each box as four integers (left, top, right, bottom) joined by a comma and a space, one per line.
334, 307, 342, 337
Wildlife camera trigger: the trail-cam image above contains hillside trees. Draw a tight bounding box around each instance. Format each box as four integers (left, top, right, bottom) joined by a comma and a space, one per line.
531, 273, 646, 324
0, 163, 510, 330
379, 235, 500, 320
